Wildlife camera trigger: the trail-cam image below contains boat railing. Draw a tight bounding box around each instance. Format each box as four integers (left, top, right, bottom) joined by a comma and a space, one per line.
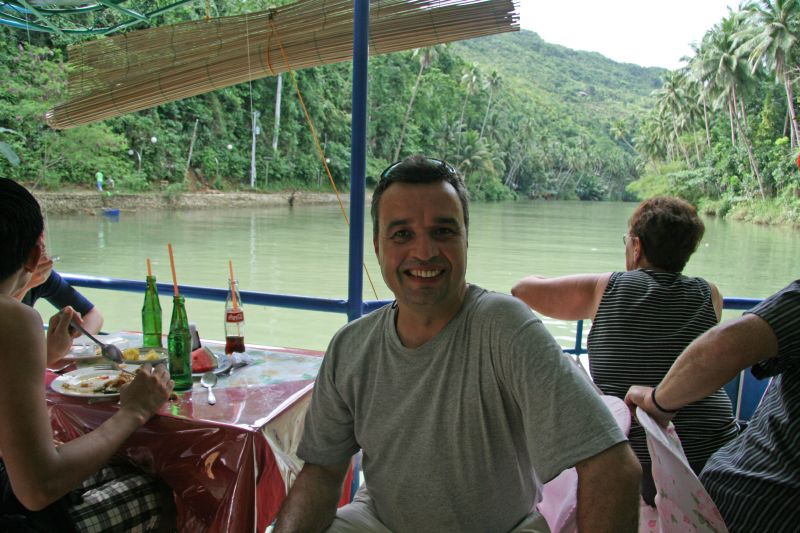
60, 273, 766, 421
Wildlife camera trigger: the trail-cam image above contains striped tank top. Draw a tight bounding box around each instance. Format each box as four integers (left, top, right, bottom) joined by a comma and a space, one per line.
588, 269, 738, 465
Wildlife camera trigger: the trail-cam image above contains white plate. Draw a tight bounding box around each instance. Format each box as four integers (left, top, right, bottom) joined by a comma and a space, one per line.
63, 336, 128, 362
50, 367, 130, 398
63, 344, 101, 361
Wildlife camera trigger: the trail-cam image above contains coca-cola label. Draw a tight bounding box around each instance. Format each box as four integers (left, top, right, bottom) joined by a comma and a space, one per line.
226, 310, 244, 322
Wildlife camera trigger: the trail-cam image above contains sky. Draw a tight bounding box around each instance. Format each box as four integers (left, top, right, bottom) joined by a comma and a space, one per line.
518, 0, 740, 69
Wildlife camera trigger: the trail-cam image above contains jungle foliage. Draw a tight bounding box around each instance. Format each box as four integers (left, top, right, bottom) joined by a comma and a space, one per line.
2, 2, 661, 202
631, 0, 800, 225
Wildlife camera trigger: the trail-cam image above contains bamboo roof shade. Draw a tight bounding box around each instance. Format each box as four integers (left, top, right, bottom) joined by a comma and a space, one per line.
45, 0, 519, 129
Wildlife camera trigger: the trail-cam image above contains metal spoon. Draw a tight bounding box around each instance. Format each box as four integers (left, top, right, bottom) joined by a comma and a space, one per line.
68, 319, 125, 366
201, 372, 218, 405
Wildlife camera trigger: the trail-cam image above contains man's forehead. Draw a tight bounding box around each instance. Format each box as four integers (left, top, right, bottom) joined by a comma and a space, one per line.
378, 181, 462, 222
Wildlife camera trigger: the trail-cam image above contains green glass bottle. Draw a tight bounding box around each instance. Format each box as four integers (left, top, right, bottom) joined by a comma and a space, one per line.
167, 295, 193, 391
141, 275, 162, 348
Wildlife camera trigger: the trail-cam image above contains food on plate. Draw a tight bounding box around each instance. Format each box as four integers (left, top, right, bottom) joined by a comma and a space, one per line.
61, 372, 133, 395
192, 347, 216, 373
96, 373, 133, 393
122, 347, 164, 362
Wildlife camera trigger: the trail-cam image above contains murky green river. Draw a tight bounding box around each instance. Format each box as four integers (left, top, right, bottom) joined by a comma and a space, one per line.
40, 200, 799, 351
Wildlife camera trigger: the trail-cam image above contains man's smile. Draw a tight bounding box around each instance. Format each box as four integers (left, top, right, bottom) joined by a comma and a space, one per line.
406, 268, 444, 279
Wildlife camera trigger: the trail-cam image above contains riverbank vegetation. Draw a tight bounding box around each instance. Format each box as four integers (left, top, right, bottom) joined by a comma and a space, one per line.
0, 0, 658, 203
631, 0, 800, 226
1, 0, 798, 226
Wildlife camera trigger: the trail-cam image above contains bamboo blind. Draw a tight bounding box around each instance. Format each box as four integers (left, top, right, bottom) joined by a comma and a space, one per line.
45, 0, 519, 129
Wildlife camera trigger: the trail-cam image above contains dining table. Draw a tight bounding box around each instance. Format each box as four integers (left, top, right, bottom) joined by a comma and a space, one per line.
45, 332, 354, 532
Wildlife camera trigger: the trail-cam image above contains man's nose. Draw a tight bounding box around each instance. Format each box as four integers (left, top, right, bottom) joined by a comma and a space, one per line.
411, 233, 439, 260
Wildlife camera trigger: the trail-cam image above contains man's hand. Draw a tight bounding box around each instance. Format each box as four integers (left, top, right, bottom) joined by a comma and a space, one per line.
625, 386, 676, 427
119, 363, 174, 425
46, 306, 80, 365
28, 254, 54, 292
13, 253, 53, 301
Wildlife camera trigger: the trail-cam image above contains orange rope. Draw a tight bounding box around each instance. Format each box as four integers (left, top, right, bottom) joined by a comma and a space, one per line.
268, 18, 380, 301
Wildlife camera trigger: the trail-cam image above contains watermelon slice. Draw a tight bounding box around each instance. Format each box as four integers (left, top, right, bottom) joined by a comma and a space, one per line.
191, 347, 216, 373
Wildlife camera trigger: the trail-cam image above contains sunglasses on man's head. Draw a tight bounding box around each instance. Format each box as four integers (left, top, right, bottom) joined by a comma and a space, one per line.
379, 158, 457, 179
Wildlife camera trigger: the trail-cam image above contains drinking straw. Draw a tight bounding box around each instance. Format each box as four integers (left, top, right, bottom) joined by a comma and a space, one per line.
228, 259, 238, 310
167, 243, 179, 297
147, 258, 152, 278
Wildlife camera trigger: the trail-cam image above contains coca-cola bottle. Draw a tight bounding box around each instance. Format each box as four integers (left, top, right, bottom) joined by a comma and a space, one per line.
224, 279, 245, 355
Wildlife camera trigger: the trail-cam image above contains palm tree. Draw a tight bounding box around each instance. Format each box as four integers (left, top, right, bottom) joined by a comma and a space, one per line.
393, 46, 440, 161
685, 46, 713, 148
609, 119, 638, 155
738, 0, 800, 149
695, 12, 751, 147
695, 11, 766, 198
457, 64, 480, 136
452, 130, 492, 183
479, 70, 501, 141
654, 70, 693, 166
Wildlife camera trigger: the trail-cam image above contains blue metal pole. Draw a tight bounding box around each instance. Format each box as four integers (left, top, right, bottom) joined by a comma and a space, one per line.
347, 0, 369, 322
574, 319, 584, 355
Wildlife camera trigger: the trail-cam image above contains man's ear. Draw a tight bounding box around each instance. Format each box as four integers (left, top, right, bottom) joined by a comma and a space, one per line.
373, 235, 380, 256
23, 242, 42, 273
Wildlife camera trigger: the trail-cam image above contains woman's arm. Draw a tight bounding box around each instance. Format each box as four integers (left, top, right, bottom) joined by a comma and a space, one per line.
511, 273, 612, 321
0, 303, 172, 511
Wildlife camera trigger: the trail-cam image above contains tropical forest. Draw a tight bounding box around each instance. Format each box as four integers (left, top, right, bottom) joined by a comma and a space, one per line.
1, 0, 800, 226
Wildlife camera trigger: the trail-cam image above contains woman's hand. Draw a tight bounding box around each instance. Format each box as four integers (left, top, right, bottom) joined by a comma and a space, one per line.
46, 307, 81, 365
119, 363, 174, 425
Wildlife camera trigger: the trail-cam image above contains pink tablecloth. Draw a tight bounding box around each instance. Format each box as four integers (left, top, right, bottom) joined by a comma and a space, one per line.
46, 337, 351, 532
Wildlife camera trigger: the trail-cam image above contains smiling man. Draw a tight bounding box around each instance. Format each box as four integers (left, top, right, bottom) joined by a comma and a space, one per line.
274, 155, 641, 533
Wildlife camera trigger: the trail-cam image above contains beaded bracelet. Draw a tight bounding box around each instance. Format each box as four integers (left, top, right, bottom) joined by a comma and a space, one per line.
651, 387, 679, 414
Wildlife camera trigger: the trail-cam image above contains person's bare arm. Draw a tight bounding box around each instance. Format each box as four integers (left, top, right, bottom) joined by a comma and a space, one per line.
80, 307, 104, 335
625, 313, 778, 425
273, 461, 350, 533
575, 442, 641, 532
0, 303, 173, 511
511, 273, 611, 321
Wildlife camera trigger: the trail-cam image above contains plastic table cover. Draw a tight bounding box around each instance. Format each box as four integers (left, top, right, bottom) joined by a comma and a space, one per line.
45, 335, 352, 532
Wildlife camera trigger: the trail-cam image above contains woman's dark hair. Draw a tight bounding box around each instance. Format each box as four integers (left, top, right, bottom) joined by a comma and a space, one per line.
628, 196, 705, 272
371, 155, 469, 238
0, 179, 43, 280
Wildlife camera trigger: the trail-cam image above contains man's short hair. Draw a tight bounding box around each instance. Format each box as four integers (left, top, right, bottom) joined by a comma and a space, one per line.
371, 155, 469, 238
0, 179, 43, 280
628, 196, 704, 272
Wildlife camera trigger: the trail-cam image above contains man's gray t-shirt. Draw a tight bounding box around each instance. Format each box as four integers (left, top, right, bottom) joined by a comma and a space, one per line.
298, 285, 625, 532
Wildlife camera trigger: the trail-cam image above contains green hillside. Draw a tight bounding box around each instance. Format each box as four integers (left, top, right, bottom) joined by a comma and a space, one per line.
456, 31, 663, 120
1, 23, 664, 201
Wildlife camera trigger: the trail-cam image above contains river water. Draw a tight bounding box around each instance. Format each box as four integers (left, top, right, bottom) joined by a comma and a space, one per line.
41, 201, 799, 351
